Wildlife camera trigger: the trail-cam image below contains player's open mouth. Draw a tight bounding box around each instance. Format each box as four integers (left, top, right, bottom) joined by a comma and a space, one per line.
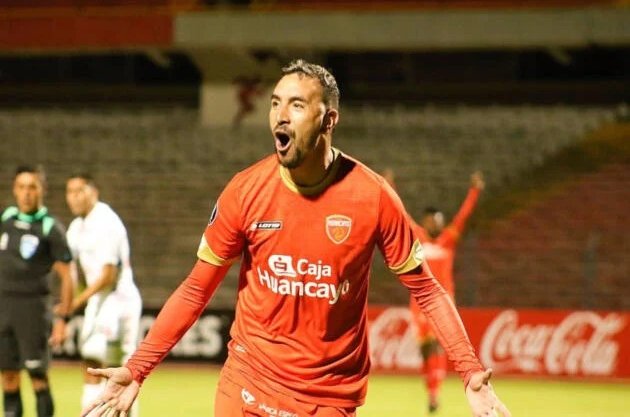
274, 131, 292, 152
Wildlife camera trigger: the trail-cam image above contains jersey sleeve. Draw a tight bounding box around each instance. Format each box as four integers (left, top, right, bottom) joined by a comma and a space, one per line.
99, 219, 125, 266
197, 177, 245, 266
441, 186, 480, 247
126, 259, 228, 383
48, 219, 72, 263
376, 182, 424, 274
400, 265, 484, 387
65, 221, 79, 259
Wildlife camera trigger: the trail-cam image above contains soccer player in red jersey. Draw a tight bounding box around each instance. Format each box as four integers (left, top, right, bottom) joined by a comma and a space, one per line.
409, 172, 485, 413
80, 60, 510, 417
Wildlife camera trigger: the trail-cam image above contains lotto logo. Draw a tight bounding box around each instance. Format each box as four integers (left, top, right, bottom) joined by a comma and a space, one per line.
250, 221, 282, 231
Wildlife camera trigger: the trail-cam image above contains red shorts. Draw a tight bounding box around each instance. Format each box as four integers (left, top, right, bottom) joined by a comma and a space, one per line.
215, 359, 356, 417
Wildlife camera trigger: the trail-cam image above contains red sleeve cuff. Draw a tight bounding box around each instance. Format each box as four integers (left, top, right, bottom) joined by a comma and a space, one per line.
125, 364, 146, 385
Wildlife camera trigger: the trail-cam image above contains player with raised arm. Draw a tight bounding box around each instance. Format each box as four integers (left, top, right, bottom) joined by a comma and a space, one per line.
409, 171, 485, 413
80, 60, 510, 417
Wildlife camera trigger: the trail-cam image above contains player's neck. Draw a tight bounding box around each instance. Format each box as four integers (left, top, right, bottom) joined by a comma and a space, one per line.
18, 205, 43, 216
81, 201, 99, 218
288, 141, 334, 187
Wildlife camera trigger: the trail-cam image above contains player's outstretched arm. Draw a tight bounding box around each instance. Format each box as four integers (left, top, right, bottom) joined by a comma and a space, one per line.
79, 366, 138, 417
448, 171, 484, 237
78, 260, 230, 417
400, 265, 511, 415
466, 369, 511, 417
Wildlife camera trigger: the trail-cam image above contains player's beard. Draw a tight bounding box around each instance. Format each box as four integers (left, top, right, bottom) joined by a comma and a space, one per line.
275, 131, 318, 169
277, 147, 304, 169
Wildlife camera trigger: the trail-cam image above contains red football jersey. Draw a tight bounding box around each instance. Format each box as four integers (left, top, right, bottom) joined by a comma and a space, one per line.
410, 187, 480, 333
125, 150, 484, 408
411, 187, 479, 295
197, 149, 423, 407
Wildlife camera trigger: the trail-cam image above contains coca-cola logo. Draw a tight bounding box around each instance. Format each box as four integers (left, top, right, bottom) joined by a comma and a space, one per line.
368, 308, 421, 370
480, 310, 625, 376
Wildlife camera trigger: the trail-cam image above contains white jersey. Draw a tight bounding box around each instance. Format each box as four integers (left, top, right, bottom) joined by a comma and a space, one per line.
67, 202, 138, 298
67, 201, 141, 365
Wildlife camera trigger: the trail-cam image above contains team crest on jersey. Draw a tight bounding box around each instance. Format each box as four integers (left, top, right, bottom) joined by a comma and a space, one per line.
325, 215, 352, 244
208, 203, 218, 225
19, 234, 39, 259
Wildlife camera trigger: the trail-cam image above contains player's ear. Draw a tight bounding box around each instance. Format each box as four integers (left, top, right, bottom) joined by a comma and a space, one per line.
322, 109, 339, 133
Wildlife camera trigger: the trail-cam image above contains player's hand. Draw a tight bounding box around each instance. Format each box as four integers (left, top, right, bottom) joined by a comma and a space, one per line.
465, 369, 511, 417
49, 319, 66, 348
471, 171, 485, 190
71, 297, 83, 313
79, 366, 139, 417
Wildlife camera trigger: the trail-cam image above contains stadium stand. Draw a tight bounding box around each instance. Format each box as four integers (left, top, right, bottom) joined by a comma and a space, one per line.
470, 123, 630, 310
0, 104, 624, 308
1, 0, 627, 311
474, 162, 629, 310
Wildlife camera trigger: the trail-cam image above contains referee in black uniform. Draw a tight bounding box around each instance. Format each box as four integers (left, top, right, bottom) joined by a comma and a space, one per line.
0, 166, 73, 417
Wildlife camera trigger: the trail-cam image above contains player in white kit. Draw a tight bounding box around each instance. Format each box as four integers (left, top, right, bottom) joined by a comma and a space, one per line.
65, 173, 142, 414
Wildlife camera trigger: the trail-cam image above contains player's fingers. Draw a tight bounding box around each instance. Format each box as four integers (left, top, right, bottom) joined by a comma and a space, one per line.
482, 368, 493, 384
104, 405, 120, 417
79, 399, 105, 417
470, 368, 493, 392
97, 401, 114, 417
106, 397, 119, 409
83, 401, 108, 417
476, 394, 495, 415
119, 397, 136, 412
51, 335, 64, 348
101, 407, 116, 417
87, 367, 113, 378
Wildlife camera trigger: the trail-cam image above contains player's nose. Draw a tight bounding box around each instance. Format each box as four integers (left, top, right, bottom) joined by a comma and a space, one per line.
276, 105, 290, 124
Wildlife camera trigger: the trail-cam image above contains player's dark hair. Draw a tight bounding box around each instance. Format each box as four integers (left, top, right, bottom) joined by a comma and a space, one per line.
68, 172, 98, 189
282, 59, 340, 110
15, 165, 47, 188
423, 206, 441, 216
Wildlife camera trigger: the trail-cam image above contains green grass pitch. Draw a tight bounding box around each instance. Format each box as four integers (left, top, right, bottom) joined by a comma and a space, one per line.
3, 362, 628, 416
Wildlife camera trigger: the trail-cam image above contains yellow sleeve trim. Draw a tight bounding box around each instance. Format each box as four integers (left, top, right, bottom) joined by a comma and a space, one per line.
197, 236, 237, 266
389, 239, 425, 274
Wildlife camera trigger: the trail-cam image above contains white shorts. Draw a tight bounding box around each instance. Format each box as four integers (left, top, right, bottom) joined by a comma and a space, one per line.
80, 290, 142, 365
